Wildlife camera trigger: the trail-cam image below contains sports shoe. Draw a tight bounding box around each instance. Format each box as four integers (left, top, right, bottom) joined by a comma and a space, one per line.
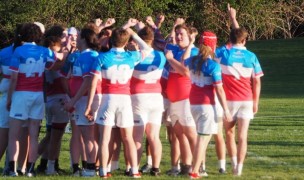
130, 172, 141, 178
198, 165, 208, 177
139, 163, 152, 173
180, 164, 191, 175
150, 168, 161, 176
46, 169, 58, 176
26, 171, 36, 177
189, 172, 200, 179
219, 168, 226, 174
3, 170, 18, 177
17, 170, 25, 176
166, 168, 180, 176
81, 169, 95, 177
99, 172, 112, 179
72, 170, 81, 177
124, 169, 131, 176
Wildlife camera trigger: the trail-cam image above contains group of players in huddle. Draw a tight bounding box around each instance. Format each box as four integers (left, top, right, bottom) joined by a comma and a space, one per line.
0, 4, 263, 179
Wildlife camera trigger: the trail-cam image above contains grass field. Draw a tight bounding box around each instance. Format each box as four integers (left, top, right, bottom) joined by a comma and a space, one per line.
1, 38, 304, 179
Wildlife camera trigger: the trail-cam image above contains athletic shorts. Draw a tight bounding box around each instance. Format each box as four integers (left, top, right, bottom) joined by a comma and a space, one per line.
95, 94, 134, 128
74, 95, 101, 126
0, 93, 9, 128
162, 98, 171, 126
191, 104, 218, 135
45, 94, 70, 125
169, 99, 195, 127
215, 95, 223, 120
10, 91, 45, 120
228, 101, 254, 120
131, 93, 164, 126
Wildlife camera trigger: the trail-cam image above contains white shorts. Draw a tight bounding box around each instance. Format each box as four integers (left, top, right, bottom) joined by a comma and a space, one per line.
132, 93, 164, 126
0, 93, 9, 128
162, 98, 171, 126
95, 94, 134, 128
228, 101, 254, 120
45, 94, 70, 125
191, 105, 218, 135
169, 99, 195, 127
74, 95, 101, 126
215, 95, 223, 119
10, 91, 45, 120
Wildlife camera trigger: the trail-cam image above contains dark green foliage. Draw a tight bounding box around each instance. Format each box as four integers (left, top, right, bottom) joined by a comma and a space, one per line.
0, 0, 303, 48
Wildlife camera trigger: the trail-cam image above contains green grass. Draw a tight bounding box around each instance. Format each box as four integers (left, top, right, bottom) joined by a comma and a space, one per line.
1, 38, 304, 179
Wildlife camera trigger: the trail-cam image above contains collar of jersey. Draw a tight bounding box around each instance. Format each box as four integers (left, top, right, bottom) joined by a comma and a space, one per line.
232, 45, 246, 50
23, 42, 36, 45
111, 47, 125, 52
81, 48, 92, 53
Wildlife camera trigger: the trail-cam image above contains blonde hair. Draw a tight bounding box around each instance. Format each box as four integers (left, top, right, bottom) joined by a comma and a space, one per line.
191, 45, 213, 75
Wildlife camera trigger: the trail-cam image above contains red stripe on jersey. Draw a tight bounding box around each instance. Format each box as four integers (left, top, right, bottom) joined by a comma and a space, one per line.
130, 77, 161, 94
167, 72, 191, 102
15, 73, 44, 92
189, 84, 215, 105
222, 74, 253, 101
102, 78, 131, 94
2, 74, 10, 79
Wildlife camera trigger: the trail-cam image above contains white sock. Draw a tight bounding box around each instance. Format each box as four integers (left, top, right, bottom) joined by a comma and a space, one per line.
47, 160, 55, 172
107, 164, 111, 172
147, 156, 152, 165
218, 159, 226, 170
201, 163, 206, 171
231, 156, 237, 170
237, 164, 243, 176
111, 161, 119, 171
172, 166, 179, 171
131, 167, 139, 174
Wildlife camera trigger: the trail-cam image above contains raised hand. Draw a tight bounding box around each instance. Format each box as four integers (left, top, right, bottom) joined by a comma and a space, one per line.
146, 16, 156, 27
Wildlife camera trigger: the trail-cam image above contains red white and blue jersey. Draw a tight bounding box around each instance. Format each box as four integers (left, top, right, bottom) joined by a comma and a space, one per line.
219, 46, 263, 101
68, 49, 100, 97
91, 48, 143, 95
130, 49, 166, 94
185, 57, 222, 105
0, 45, 13, 92
9, 43, 56, 92
166, 44, 199, 102
45, 70, 66, 96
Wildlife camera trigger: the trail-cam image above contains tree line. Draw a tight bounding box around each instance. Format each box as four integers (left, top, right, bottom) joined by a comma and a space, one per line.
0, 0, 303, 48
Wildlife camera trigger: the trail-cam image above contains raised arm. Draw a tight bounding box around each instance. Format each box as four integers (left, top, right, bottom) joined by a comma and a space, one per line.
228, 3, 239, 29
122, 18, 152, 54
95, 18, 116, 33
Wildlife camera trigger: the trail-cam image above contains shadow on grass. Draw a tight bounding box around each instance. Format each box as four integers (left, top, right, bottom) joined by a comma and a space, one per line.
249, 141, 304, 147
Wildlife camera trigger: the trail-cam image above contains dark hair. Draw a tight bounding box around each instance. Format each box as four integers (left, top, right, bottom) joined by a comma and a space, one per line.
44, 25, 65, 38
137, 26, 154, 42
43, 36, 61, 48
110, 28, 130, 48
80, 28, 100, 51
19, 23, 43, 44
13, 23, 24, 50
229, 27, 248, 44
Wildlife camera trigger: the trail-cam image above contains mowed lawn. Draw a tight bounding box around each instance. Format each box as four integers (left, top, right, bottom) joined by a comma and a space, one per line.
1, 38, 304, 179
